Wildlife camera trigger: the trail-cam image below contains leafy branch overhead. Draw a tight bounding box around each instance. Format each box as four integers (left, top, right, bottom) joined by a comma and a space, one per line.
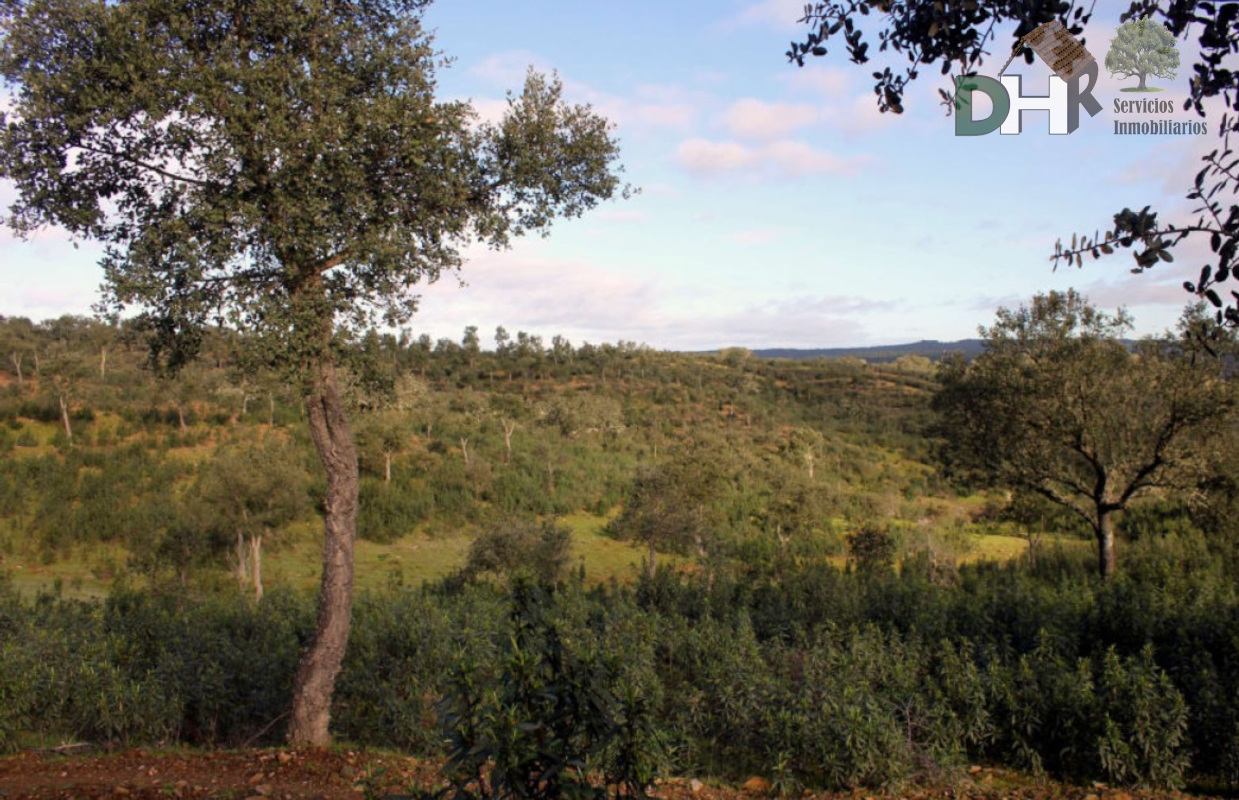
789, 1, 1239, 332
786, 0, 1094, 114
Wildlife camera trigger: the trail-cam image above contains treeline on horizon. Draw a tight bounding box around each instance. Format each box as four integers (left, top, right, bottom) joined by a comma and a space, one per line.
4, 310, 1239, 793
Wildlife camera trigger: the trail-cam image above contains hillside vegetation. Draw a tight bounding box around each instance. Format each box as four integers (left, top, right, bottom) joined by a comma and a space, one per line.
5, 313, 1239, 794
0, 315, 1002, 595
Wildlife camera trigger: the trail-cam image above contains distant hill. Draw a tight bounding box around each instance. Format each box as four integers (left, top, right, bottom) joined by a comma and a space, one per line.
747, 339, 985, 363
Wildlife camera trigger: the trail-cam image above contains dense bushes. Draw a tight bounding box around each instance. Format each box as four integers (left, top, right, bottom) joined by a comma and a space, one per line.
3, 533, 1237, 790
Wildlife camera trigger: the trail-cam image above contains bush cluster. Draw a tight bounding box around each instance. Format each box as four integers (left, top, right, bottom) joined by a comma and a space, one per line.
3, 530, 1239, 791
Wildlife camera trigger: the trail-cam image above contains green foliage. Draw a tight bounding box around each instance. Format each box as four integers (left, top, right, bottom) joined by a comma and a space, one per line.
458, 519, 574, 587
1106, 17, 1180, 90
846, 523, 895, 573
435, 580, 665, 800
933, 291, 1233, 576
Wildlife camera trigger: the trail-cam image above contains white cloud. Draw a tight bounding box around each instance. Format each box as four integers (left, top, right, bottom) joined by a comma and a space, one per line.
676, 138, 872, 179
720, 98, 820, 140
407, 245, 902, 350
572, 82, 701, 133
412, 249, 665, 342
470, 51, 549, 86
780, 66, 850, 98
731, 0, 810, 30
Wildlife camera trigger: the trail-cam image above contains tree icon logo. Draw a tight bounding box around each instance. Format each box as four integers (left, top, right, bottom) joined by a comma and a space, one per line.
1105, 18, 1180, 92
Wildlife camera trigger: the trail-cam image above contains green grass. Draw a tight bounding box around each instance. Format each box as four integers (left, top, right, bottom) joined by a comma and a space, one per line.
1, 511, 1087, 600
220, 513, 665, 593
964, 531, 1091, 564
558, 512, 681, 581
4, 541, 126, 599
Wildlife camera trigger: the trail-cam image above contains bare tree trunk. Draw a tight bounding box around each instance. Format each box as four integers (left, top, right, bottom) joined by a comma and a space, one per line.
502, 420, 516, 463
647, 539, 657, 580
235, 528, 249, 590
269, 393, 276, 426
251, 533, 264, 602
384, 451, 392, 484
1097, 511, 1117, 579
99, 347, 107, 380
9, 354, 21, 388
58, 393, 72, 444
288, 360, 359, 746
177, 404, 187, 434
460, 436, 470, 469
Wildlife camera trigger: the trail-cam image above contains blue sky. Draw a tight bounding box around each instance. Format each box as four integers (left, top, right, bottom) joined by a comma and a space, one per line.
0, 0, 1222, 350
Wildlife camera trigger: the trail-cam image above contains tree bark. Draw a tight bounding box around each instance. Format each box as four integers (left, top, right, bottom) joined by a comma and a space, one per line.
58, 393, 72, 444
1096, 510, 1117, 579
11, 354, 23, 388
384, 451, 392, 484
251, 533, 264, 602
235, 528, 249, 590
288, 360, 359, 746
503, 420, 515, 463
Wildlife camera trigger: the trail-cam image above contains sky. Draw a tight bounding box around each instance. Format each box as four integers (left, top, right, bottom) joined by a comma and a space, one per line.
0, 1, 1228, 351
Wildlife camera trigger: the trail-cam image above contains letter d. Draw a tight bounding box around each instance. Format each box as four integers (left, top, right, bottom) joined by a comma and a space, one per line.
954, 76, 1010, 136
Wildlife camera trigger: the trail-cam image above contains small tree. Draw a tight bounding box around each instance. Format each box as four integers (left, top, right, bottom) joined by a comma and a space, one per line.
197, 438, 309, 601
457, 519, 573, 587
1105, 18, 1180, 91
40, 339, 88, 446
933, 291, 1233, 578
611, 447, 729, 580
846, 523, 896, 573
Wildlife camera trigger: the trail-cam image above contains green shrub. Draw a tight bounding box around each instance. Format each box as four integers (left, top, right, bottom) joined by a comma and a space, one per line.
435, 580, 666, 800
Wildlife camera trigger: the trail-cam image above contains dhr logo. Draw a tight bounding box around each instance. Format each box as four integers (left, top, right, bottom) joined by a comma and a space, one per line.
955, 20, 1103, 135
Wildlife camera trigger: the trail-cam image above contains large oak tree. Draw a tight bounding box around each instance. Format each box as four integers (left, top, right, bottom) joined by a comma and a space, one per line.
0, 0, 628, 744
933, 291, 1232, 578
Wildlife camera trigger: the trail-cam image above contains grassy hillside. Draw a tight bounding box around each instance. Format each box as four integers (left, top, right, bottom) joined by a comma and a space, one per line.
0, 315, 1068, 597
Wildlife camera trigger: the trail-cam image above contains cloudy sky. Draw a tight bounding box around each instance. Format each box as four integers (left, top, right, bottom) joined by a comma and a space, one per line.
0, 1, 1223, 350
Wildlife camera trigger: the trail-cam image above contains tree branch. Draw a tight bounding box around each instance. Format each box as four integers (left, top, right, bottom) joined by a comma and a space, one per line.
75, 144, 219, 189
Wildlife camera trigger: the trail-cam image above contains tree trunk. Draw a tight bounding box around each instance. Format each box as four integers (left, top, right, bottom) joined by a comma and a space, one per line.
251, 533, 264, 602
58, 393, 72, 444
12, 353, 23, 388
1137, 72, 1147, 90
177, 404, 187, 434
288, 360, 359, 746
1096, 510, 1117, 579
384, 451, 392, 484
460, 436, 470, 469
235, 528, 249, 590
647, 538, 657, 580
269, 393, 276, 427
503, 420, 515, 463
99, 347, 107, 380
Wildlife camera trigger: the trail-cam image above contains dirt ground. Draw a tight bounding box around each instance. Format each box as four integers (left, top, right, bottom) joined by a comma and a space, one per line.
0, 748, 1207, 800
